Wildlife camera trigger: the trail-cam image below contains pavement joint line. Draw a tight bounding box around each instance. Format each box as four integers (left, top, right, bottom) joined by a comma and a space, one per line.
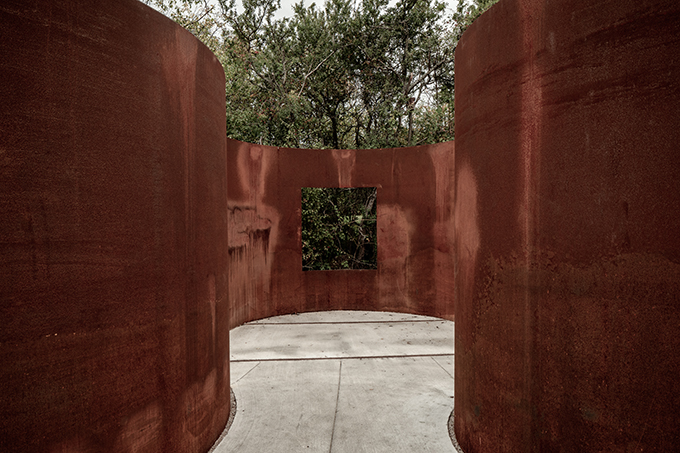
248, 319, 447, 325
431, 356, 454, 379
328, 360, 342, 453
231, 353, 454, 363
232, 361, 261, 385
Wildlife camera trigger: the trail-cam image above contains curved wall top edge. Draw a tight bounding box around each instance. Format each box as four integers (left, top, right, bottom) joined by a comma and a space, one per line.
226, 137, 456, 328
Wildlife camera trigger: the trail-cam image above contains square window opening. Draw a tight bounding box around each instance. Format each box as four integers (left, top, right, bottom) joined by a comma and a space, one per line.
301, 187, 377, 271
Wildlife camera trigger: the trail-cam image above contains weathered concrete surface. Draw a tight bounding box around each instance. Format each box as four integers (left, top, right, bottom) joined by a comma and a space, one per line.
454, 0, 680, 451
227, 140, 455, 327
216, 311, 455, 453
0, 1, 229, 452
230, 311, 452, 361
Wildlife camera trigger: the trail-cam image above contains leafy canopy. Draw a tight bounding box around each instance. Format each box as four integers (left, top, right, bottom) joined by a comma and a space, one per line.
302, 187, 377, 270
143, 0, 498, 270
144, 0, 499, 149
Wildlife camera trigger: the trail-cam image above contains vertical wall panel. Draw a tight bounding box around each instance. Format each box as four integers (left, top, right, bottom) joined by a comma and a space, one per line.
227, 140, 456, 327
454, 0, 680, 451
0, 1, 229, 451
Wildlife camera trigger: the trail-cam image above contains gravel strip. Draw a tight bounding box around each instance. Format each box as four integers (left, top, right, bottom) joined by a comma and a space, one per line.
448, 409, 465, 453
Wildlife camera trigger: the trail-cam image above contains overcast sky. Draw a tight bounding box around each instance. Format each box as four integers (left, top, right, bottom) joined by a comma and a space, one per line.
264, 0, 467, 20
150, 0, 470, 22
149, 0, 470, 25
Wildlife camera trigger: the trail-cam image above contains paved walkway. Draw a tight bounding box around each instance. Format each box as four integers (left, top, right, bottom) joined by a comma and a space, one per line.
212, 311, 455, 453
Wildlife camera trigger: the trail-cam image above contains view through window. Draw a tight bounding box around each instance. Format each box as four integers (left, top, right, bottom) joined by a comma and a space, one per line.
301, 187, 377, 270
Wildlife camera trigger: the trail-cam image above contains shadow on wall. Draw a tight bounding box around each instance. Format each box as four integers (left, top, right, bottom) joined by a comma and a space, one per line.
453, 0, 680, 451
226, 139, 456, 328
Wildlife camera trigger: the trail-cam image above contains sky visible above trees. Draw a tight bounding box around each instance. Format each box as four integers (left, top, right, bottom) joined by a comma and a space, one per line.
199, 0, 475, 24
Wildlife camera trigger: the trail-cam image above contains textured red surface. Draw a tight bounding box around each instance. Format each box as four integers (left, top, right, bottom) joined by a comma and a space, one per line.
0, 1, 229, 452
7, 0, 678, 450
454, 0, 680, 451
227, 139, 455, 327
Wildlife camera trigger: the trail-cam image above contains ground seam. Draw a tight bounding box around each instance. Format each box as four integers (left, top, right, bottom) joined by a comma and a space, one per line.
232, 361, 261, 385
231, 353, 454, 363
328, 360, 342, 453
431, 356, 454, 379
249, 319, 445, 325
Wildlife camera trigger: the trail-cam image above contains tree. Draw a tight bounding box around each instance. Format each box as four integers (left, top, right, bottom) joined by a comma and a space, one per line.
144, 0, 496, 270
144, 0, 226, 50
451, 0, 500, 41
145, 0, 461, 149
301, 187, 377, 270
143, 0, 499, 150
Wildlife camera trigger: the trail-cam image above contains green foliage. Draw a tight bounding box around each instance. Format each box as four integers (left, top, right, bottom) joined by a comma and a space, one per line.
145, 0, 497, 270
142, 0, 500, 149
144, 0, 226, 50
301, 187, 377, 270
143, 0, 497, 270
451, 0, 500, 41
144, 0, 472, 149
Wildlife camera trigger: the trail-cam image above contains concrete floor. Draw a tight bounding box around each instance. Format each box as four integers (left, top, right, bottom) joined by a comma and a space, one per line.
211, 311, 455, 453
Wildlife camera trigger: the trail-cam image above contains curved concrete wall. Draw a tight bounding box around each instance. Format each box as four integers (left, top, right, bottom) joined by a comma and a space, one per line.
227, 139, 455, 327
454, 0, 680, 451
0, 1, 229, 452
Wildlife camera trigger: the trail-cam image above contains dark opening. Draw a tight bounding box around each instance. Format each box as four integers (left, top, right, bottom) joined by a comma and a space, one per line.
301, 187, 377, 270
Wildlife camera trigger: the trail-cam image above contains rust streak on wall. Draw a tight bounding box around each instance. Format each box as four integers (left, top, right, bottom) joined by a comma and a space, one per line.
454, 0, 680, 451
227, 140, 456, 328
0, 1, 230, 452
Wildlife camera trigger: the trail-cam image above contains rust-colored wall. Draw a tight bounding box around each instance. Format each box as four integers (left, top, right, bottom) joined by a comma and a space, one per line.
227, 139, 455, 327
454, 0, 680, 451
0, 1, 229, 452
